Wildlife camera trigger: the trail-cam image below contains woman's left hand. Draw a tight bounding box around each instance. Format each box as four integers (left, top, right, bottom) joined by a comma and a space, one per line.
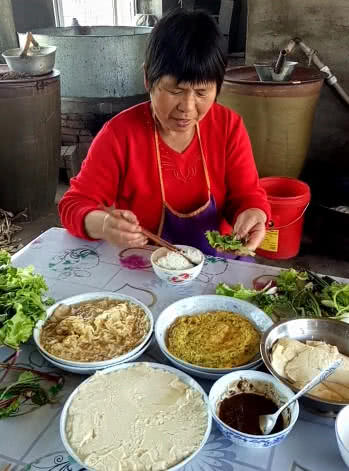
234, 208, 267, 251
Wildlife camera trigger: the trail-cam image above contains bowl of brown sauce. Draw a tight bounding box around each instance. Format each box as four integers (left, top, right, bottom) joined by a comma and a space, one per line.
209, 370, 299, 448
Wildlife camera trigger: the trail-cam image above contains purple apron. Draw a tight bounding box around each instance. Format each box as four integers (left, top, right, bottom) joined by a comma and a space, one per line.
154, 121, 253, 261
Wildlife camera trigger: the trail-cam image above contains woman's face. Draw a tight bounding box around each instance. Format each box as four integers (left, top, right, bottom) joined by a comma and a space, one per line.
147, 75, 217, 133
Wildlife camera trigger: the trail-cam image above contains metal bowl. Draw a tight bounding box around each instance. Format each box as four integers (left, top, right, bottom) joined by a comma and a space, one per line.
254, 61, 298, 82
2, 46, 56, 75
261, 318, 349, 412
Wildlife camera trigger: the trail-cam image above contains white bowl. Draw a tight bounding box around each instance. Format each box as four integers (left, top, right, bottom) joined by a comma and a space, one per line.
150, 244, 204, 285
34, 292, 154, 368
155, 295, 273, 375
60, 362, 212, 470
39, 336, 154, 375
336, 405, 349, 467
209, 370, 299, 448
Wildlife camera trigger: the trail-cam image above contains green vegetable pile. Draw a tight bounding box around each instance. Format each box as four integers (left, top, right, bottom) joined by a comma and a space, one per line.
0, 360, 64, 418
205, 231, 255, 256
216, 268, 349, 322
0, 250, 53, 349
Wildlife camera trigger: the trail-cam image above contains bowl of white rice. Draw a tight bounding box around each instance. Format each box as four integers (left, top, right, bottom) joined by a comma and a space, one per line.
151, 244, 204, 285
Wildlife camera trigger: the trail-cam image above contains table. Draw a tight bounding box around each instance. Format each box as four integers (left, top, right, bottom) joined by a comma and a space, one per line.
1, 227, 347, 471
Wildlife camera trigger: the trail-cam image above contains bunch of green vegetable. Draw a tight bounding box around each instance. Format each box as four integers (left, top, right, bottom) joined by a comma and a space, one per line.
0, 250, 54, 349
216, 268, 349, 322
0, 358, 64, 418
205, 231, 255, 256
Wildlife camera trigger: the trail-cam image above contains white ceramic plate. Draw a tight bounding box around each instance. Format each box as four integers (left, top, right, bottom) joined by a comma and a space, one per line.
60, 362, 212, 470
39, 336, 154, 375
34, 292, 154, 368
155, 295, 273, 374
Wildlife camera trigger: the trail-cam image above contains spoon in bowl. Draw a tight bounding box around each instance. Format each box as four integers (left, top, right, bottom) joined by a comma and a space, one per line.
259, 357, 343, 435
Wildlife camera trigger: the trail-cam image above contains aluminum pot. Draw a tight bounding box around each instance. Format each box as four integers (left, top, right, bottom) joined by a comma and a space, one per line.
2, 46, 56, 75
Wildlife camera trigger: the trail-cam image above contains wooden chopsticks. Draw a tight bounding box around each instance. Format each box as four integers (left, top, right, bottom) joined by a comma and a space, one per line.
101, 206, 198, 266
140, 228, 178, 253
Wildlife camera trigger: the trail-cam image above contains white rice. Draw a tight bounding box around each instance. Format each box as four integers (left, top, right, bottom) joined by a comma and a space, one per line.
156, 248, 202, 270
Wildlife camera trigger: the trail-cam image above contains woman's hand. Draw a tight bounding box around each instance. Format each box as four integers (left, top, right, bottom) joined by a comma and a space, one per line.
84, 209, 148, 248
234, 208, 267, 251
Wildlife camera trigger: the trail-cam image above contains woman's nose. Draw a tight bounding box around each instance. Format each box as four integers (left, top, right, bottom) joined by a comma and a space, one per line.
177, 93, 196, 114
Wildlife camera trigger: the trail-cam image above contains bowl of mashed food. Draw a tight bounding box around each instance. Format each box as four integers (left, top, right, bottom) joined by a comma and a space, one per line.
155, 295, 273, 379
34, 292, 154, 373
150, 244, 204, 285
60, 362, 212, 471
261, 318, 349, 412
209, 370, 299, 448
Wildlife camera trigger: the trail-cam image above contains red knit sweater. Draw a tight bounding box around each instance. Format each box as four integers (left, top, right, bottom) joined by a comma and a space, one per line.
59, 102, 270, 238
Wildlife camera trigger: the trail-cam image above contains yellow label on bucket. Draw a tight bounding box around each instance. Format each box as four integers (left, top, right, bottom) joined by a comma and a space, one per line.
259, 230, 279, 252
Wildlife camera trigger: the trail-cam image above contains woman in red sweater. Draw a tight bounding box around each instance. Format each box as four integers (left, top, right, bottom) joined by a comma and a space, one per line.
59, 9, 270, 257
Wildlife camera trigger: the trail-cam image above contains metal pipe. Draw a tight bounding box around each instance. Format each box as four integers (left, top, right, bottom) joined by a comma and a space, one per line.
273, 49, 287, 74
292, 37, 349, 106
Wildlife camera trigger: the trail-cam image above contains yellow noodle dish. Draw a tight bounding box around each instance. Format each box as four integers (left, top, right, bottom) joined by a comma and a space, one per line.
166, 311, 261, 369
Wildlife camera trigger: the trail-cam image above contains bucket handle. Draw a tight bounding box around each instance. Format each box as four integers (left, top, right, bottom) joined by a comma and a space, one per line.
268, 203, 310, 230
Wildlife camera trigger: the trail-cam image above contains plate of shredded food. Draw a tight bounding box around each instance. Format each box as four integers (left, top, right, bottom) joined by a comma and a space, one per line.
155, 295, 272, 377
34, 292, 154, 369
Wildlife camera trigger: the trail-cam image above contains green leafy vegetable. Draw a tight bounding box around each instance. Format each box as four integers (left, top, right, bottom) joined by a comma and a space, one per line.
216, 268, 349, 322
320, 283, 349, 321
0, 366, 64, 418
216, 282, 276, 316
0, 250, 53, 349
205, 231, 255, 256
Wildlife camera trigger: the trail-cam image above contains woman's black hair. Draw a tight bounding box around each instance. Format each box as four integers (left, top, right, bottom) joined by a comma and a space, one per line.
144, 9, 227, 95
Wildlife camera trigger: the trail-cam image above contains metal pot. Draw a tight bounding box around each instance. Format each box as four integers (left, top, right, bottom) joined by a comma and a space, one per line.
2, 46, 56, 75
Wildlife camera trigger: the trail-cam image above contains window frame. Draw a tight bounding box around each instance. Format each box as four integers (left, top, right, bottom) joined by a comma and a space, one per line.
52, 0, 136, 27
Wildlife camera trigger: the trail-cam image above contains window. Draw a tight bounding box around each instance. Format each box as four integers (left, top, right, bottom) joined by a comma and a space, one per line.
53, 0, 136, 27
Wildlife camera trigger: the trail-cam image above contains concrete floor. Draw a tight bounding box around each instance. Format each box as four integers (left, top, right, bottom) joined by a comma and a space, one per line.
14, 182, 349, 280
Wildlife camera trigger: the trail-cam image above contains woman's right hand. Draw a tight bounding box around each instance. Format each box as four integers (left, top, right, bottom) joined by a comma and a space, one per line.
84, 209, 148, 248
103, 209, 148, 248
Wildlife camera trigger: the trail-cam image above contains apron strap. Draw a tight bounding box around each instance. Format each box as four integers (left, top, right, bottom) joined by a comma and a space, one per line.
154, 123, 166, 202
154, 120, 211, 203
196, 122, 211, 194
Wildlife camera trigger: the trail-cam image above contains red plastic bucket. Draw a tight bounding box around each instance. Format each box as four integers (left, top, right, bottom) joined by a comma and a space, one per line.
257, 177, 311, 260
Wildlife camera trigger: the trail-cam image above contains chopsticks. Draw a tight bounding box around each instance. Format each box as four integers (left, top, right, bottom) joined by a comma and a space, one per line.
1, 465, 12, 471
101, 205, 199, 266
140, 227, 178, 252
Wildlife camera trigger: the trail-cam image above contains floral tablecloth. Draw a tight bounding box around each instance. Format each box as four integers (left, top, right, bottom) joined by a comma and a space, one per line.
1, 227, 347, 471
